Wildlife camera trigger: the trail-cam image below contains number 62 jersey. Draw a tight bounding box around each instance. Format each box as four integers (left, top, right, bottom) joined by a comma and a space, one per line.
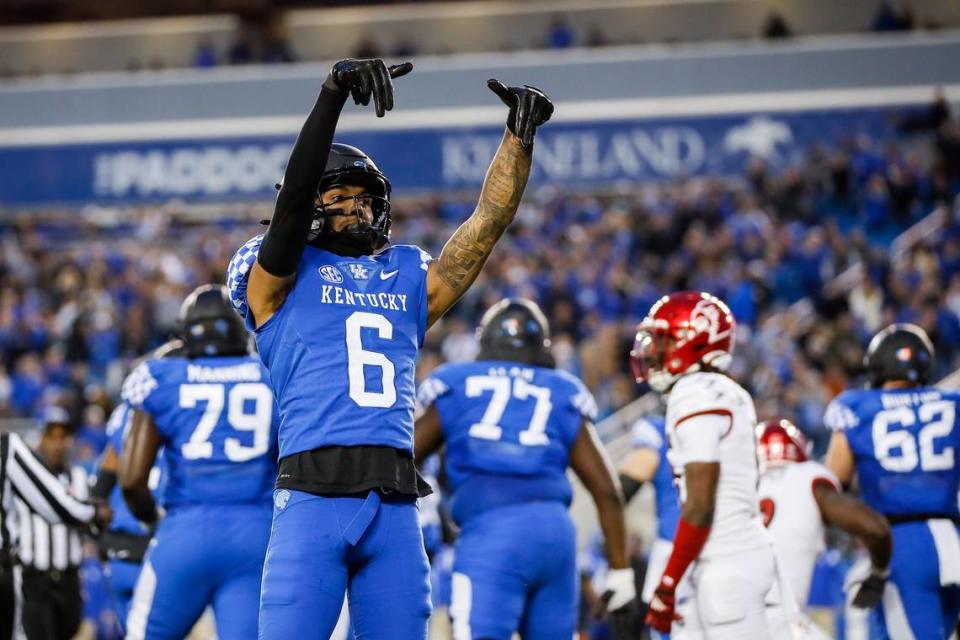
824, 387, 960, 518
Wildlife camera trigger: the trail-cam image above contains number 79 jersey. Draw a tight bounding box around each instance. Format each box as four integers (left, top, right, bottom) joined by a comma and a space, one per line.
417, 361, 597, 525
824, 386, 960, 518
121, 355, 280, 507
227, 235, 432, 459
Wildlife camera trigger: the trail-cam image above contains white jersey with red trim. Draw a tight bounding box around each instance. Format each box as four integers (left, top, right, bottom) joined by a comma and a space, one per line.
665, 371, 768, 559
758, 460, 840, 607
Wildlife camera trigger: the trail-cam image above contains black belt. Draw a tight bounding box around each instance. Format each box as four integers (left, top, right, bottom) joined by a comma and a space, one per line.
98, 530, 152, 564
886, 513, 960, 525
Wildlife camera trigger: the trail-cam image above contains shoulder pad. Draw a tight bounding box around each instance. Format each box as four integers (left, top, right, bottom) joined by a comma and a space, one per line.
121, 360, 161, 409
226, 234, 264, 321
823, 392, 861, 431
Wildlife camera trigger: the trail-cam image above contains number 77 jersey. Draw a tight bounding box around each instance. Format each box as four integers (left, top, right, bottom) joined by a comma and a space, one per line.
417, 361, 597, 524
122, 354, 280, 506
824, 386, 960, 518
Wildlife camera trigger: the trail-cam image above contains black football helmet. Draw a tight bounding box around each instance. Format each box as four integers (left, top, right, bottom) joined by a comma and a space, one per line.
309, 143, 392, 255
864, 323, 935, 388
476, 298, 554, 368
179, 285, 251, 359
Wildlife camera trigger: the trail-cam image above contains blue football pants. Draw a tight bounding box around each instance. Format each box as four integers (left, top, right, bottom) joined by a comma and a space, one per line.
107, 559, 141, 632
258, 489, 432, 640
874, 521, 960, 639
449, 501, 578, 640
126, 503, 272, 640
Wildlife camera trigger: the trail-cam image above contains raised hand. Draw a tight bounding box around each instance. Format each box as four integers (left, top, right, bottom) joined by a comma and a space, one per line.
329, 59, 414, 117
487, 79, 554, 148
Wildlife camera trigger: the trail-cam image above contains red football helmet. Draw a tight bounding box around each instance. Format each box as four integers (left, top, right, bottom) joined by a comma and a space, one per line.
630, 292, 736, 392
756, 419, 809, 468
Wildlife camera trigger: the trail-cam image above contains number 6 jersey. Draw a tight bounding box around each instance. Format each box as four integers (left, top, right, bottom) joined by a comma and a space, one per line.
122, 354, 280, 507
227, 235, 432, 459
824, 387, 960, 519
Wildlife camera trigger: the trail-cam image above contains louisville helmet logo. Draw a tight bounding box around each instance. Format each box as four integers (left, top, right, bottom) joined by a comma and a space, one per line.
689, 298, 733, 346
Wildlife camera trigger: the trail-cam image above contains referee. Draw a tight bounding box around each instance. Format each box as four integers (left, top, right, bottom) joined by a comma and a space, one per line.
0, 411, 111, 640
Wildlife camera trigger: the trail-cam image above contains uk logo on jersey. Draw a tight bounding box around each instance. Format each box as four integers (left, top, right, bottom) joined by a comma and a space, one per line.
274, 489, 291, 511
346, 263, 370, 281
318, 265, 344, 284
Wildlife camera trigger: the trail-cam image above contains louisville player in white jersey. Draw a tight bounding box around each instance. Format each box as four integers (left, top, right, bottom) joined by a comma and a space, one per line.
756, 419, 892, 639
630, 291, 775, 639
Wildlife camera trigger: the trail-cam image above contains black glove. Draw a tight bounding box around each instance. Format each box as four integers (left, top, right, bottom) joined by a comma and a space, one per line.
487, 79, 554, 148
327, 59, 414, 118
851, 569, 888, 609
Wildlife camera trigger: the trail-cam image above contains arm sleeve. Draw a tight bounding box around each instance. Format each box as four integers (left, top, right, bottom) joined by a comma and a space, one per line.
6, 433, 95, 525
258, 83, 348, 277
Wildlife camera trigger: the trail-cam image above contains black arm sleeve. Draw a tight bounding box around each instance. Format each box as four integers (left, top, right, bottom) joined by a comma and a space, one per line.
619, 473, 644, 503
258, 80, 348, 277
90, 470, 116, 501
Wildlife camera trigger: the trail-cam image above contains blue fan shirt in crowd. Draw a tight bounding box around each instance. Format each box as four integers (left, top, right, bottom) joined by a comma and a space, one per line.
101, 402, 166, 628
120, 354, 279, 640
227, 235, 434, 640
418, 360, 597, 640
630, 416, 679, 541
825, 386, 960, 639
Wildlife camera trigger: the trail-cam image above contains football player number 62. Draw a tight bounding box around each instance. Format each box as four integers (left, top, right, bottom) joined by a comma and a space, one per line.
872, 401, 956, 472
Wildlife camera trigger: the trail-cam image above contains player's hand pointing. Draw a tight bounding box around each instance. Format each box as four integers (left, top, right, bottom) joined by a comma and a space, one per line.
329, 59, 413, 118
487, 79, 554, 149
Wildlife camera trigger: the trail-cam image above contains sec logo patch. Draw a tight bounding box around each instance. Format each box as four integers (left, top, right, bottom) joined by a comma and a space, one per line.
318, 265, 343, 283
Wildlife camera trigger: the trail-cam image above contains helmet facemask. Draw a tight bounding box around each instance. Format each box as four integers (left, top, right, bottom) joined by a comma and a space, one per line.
309, 178, 392, 257
630, 321, 684, 392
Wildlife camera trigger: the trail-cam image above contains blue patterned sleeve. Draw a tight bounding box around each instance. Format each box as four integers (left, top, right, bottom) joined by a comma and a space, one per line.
226, 234, 264, 331
121, 361, 160, 413
824, 392, 860, 431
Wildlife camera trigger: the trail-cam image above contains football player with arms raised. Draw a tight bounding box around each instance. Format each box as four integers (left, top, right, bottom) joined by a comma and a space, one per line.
415, 299, 639, 640
756, 419, 891, 639
631, 292, 775, 639
825, 324, 960, 639
226, 59, 554, 639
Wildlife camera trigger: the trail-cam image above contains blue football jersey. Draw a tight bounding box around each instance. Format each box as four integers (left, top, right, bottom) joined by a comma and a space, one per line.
104, 402, 166, 534
418, 361, 597, 524
121, 355, 279, 507
630, 416, 679, 541
227, 235, 431, 458
824, 387, 960, 518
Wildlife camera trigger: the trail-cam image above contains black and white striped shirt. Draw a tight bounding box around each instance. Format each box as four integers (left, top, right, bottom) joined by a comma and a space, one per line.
0, 432, 94, 565
15, 465, 87, 571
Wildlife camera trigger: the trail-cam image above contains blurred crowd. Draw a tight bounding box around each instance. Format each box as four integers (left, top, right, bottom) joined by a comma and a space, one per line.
2, 105, 960, 464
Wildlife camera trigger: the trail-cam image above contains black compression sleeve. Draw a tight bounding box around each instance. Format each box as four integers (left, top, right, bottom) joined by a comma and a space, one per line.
619, 473, 644, 502
90, 470, 116, 500
258, 80, 348, 277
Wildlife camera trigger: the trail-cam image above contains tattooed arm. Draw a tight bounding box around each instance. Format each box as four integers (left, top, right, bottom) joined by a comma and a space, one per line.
426, 131, 531, 327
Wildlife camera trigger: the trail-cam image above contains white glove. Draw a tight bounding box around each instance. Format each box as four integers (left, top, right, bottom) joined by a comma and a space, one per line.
602, 567, 637, 612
